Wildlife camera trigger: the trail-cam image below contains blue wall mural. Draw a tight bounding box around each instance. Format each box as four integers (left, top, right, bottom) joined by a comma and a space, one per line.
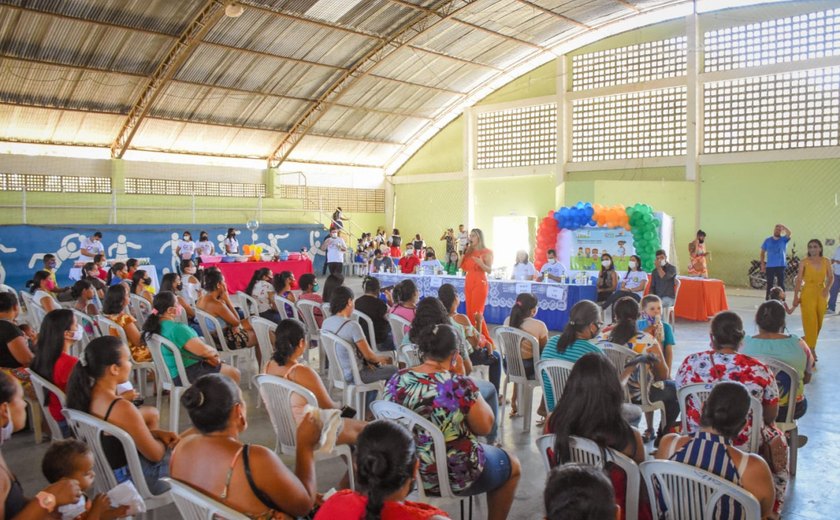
0, 224, 330, 290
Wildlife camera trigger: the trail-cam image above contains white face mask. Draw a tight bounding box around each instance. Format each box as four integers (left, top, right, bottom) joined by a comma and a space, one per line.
548, 258, 556, 264
71, 328, 84, 342
184, 266, 196, 274
628, 261, 637, 269
601, 260, 611, 268
0, 415, 13, 444
659, 260, 667, 267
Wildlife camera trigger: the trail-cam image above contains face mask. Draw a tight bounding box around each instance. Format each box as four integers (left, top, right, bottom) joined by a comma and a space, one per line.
548, 258, 556, 264
184, 267, 196, 274
45, 280, 55, 291
330, 233, 337, 239
406, 250, 414, 256
176, 283, 183, 291
70, 328, 84, 342
47, 262, 56, 269
174, 306, 183, 317
659, 260, 667, 267
629, 261, 637, 269
314, 283, 320, 291
142, 277, 151, 285
200, 236, 208, 241
601, 260, 611, 268
698, 238, 705, 243
184, 236, 190, 241
0, 416, 13, 444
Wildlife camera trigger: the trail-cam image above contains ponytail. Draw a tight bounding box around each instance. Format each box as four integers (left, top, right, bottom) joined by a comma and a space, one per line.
106, 262, 126, 285
607, 297, 640, 346
66, 336, 124, 413
356, 421, 417, 520
509, 293, 537, 329
141, 291, 177, 343
556, 300, 600, 354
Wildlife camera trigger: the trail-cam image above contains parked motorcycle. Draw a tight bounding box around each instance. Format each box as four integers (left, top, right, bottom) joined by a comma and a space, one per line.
748, 243, 800, 290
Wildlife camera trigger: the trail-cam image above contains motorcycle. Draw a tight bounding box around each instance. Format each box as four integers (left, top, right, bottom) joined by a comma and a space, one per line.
748, 243, 800, 290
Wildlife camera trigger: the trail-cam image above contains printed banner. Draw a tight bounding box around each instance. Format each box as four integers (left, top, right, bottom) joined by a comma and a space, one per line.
570, 227, 636, 270
0, 224, 328, 290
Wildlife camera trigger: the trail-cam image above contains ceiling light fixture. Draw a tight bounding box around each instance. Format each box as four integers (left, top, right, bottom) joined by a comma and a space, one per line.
225, 3, 244, 18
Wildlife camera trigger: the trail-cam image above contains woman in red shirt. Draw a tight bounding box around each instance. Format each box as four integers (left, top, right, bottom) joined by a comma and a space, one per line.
315, 420, 449, 520
30, 309, 81, 438
460, 228, 494, 345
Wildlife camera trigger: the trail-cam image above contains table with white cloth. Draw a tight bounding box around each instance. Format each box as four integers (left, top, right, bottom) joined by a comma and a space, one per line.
371, 273, 597, 331
69, 264, 160, 291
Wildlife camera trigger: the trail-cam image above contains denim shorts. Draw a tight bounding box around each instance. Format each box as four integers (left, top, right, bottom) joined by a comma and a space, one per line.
458, 444, 512, 496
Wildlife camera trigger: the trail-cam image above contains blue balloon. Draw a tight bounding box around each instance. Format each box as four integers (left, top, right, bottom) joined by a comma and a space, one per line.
588, 218, 597, 226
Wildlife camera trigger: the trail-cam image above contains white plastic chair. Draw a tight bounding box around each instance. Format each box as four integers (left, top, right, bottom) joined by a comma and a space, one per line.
536, 434, 640, 520
96, 315, 155, 398
388, 314, 411, 347
600, 342, 635, 402
640, 459, 761, 520
27, 369, 62, 442
161, 477, 248, 520
0, 284, 13, 293
495, 326, 541, 432
145, 334, 192, 430
370, 400, 485, 520
62, 409, 172, 512
273, 295, 299, 321
296, 299, 324, 370
320, 302, 331, 319
352, 310, 396, 364
70, 309, 100, 358
235, 292, 259, 318
399, 342, 422, 368
678, 383, 763, 453
17, 291, 39, 328
663, 278, 681, 327
194, 308, 255, 387
320, 331, 383, 419
128, 294, 152, 323
249, 316, 277, 374
602, 342, 667, 434
254, 374, 354, 490
754, 357, 800, 475
536, 359, 574, 414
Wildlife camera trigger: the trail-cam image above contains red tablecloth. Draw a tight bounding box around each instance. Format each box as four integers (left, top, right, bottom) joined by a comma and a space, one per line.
203, 259, 313, 293
675, 277, 729, 321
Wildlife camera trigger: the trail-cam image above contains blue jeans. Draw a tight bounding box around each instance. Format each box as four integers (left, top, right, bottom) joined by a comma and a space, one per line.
828, 274, 840, 312
474, 379, 498, 444
458, 444, 511, 496
766, 266, 786, 298
114, 450, 171, 496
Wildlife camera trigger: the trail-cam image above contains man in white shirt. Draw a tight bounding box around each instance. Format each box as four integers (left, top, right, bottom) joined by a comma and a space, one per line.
829, 236, 840, 314
324, 229, 347, 276
80, 232, 105, 258
539, 249, 567, 283
457, 224, 469, 255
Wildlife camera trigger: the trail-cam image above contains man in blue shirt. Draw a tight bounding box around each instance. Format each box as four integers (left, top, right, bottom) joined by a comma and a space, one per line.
760, 223, 792, 299
539, 249, 567, 283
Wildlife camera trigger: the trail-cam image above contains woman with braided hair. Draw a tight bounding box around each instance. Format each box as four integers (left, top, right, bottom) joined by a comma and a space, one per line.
315, 420, 449, 519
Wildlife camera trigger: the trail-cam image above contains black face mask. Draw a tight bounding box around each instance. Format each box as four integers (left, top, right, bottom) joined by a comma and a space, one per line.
200, 236, 208, 241
144, 277, 152, 285
698, 238, 705, 243
176, 283, 183, 291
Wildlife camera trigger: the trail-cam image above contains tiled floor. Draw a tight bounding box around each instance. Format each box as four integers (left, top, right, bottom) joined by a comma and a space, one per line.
5, 280, 837, 519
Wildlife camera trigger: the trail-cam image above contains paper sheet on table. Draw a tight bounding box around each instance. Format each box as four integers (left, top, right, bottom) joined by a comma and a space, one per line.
546, 285, 566, 301
429, 277, 443, 288
515, 282, 532, 295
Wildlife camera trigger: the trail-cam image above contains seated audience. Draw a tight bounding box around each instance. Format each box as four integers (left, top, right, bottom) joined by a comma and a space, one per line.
30, 309, 80, 437
102, 284, 152, 363
385, 323, 520, 520
675, 311, 787, 516
546, 353, 647, 520
245, 268, 280, 323
93, 253, 108, 281
638, 295, 675, 370
65, 336, 172, 493
130, 270, 153, 305
41, 438, 129, 519
600, 255, 647, 310
41, 254, 73, 301
511, 250, 537, 281
443, 251, 460, 275
544, 464, 620, 520
399, 247, 421, 274
106, 262, 128, 287
418, 249, 443, 275
0, 372, 85, 518
297, 274, 323, 327
265, 319, 365, 447
179, 259, 202, 304
355, 276, 396, 352
321, 287, 396, 407
649, 250, 677, 307
315, 420, 450, 520
657, 382, 776, 519
26, 270, 59, 312
391, 280, 419, 324
272, 271, 297, 319
540, 300, 603, 412
172, 374, 320, 518
321, 273, 344, 305
125, 259, 140, 280
596, 253, 618, 303
142, 291, 240, 385
742, 300, 813, 422
439, 283, 501, 394
196, 270, 258, 356
160, 273, 196, 321
81, 261, 107, 299
599, 297, 678, 443
0, 293, 35, 401
504, 293, 548, 422
71, 280, 99, 316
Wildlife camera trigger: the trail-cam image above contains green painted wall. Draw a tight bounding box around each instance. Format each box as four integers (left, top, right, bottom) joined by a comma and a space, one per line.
398, 117, 464, 176
479, 61, 556, 106
473, 174, 556, 251
393, 180, 466, 254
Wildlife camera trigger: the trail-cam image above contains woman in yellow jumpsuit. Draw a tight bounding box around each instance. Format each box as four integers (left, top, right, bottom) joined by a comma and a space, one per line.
793, 239, 834, 359
460, 228, 494, 346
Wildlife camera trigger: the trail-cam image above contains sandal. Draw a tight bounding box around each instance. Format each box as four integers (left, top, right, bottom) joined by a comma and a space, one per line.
508, 406, 519, 418
642, 429, 655, 443
535, 416, 547, 428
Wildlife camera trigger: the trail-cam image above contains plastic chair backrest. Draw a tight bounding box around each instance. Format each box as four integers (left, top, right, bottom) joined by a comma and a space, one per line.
0, 284, 13, 293
369, 400, 456, 499
95, 315, 128, 344
296, 299, 322, 336
600, 342, 636, 402
161, 478, 248, 520
320, 331, 364, 385
678, 383, 763, 452
274, 295, 298, 320
536, 434, 640, 520
399, 342, 422, 368
250, 317, 278, 372
193, 308, 233, 353
235, 292, 259, 318
321, 302, 331, 318
17, 291, 37, 327
254, 374, 317, 455
754, 357, 799, 425
319, 332, 347, 390
388, 314, 411, 346
640, 460, 761, 520
494, 326, 539, 381
62, 409, 168, 503
128, 294, 151, 322
352, 310, 377, 348
27, 369, 67, 440
71, 309, 100, 344
146, 334, 190, 388
536, 359, 574, 413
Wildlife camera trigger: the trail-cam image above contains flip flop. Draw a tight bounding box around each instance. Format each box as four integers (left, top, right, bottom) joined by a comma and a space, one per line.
535, 416, 547, 428
642, 429, 655, 443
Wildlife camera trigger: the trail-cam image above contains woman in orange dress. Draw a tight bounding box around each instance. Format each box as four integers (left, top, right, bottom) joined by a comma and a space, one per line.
460, 228, 494, 345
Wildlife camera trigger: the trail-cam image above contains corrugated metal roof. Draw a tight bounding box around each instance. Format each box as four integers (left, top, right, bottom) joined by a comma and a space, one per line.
0, 0, 692, 168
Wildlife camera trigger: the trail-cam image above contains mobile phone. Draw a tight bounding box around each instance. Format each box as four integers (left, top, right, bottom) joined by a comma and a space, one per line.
381, 285, 394, 292
340, 406, 357, 418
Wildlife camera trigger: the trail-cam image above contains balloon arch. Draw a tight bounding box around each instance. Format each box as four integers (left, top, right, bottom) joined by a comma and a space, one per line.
534, 202, 662, 272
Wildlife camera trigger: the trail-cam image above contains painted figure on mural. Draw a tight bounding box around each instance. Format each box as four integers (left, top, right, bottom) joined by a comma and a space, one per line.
108, 234, 142, 260
159, 232, 180, 274
27, 233, 82, 270
0, 243, 17, 285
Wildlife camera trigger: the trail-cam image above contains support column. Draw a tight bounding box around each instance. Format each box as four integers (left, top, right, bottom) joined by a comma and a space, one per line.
464, 107, 476, 228
685, 8, 702, 230
109, 159, 126, 225
556, 55, 569, 208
